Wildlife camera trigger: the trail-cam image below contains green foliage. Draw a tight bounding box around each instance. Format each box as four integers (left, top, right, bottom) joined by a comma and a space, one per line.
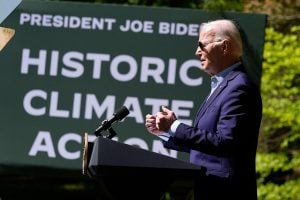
257, 26, 300, 200
258, 178, 300, 200
256, 153, 291, 184
243, 0, 300, 32
202, 0, 243, 11
94, 0, 203, 8
260, 26, 300, 150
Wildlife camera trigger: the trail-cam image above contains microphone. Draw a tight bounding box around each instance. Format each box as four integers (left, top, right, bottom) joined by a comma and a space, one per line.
94, 106, 130, 136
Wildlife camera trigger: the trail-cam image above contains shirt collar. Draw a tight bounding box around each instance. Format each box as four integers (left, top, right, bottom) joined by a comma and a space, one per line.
211, 61, 241, 85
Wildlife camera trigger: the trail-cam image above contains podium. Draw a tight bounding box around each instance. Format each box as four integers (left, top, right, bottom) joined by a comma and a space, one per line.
83, 135, 205, 200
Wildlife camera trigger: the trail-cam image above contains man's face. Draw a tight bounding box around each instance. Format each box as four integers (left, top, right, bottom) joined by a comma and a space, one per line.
195, 30, 223, 76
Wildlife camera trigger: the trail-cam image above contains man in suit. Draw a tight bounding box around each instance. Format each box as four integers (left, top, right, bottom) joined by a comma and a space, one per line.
145, 19, 262, 200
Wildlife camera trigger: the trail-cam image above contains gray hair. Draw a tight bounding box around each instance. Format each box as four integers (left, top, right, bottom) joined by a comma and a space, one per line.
200, 19, 243, 59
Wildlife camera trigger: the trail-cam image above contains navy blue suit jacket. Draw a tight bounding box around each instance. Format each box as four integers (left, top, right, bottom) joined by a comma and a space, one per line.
164, 65, 262, 199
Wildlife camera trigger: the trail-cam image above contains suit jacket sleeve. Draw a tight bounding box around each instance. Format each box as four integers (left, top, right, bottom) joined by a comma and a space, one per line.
164, 70, 262, 156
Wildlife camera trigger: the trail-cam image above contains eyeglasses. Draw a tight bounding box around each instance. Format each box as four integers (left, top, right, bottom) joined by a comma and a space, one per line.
198, 40, 222, 51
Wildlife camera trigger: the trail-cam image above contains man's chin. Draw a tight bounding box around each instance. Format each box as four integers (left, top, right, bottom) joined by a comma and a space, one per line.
201, 67, 212, 75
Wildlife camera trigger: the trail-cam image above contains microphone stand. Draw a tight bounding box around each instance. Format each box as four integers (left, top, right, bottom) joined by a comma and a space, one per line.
94, 119, 118, 139
107, 127, 117, 139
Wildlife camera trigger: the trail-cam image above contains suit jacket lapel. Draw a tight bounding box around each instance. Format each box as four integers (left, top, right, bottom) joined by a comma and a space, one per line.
195, 80, 228, 120
193, 96, 209, 125
194, 67, 242, 126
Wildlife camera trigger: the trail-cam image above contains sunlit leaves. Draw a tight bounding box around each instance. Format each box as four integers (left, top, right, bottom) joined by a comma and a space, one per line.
257, 26, 300, 200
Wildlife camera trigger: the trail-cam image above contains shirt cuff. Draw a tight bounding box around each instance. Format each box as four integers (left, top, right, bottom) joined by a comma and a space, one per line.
158, 132, 171, 141
157, 120, 181, 141
169, 120, 181, 137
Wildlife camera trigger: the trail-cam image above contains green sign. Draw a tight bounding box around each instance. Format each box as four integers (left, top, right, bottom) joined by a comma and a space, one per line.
0, 1, 266, 170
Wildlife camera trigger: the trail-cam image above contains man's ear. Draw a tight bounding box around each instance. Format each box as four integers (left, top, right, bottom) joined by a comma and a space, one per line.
222, 39, 230, 55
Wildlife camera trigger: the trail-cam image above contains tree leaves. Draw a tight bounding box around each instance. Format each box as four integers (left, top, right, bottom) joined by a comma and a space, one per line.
257, 26, 300, 200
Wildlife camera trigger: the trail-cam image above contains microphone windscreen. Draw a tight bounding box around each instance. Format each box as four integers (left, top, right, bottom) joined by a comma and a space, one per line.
114, 106, 130, 121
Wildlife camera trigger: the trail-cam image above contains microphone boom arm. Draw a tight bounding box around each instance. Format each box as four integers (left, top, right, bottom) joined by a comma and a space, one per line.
94, 106, 130, 139
107, 127, 117, 139
94, 121, 117, 139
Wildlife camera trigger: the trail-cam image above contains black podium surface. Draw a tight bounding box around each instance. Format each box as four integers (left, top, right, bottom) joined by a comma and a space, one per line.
86, 136, 205, 200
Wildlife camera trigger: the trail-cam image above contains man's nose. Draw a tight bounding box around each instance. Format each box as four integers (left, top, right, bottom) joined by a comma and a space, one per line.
195, 47, 201, 56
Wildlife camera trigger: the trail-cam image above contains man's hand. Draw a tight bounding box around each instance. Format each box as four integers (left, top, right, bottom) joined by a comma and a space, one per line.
156, 106, 177, 132
145, 114, 162, 135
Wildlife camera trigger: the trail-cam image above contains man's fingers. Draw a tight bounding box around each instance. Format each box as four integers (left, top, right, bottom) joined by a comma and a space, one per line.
146, 114, 155, 119
162, 106, 171, 113
161, 106, 177, 120
145, 114, 156, 128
